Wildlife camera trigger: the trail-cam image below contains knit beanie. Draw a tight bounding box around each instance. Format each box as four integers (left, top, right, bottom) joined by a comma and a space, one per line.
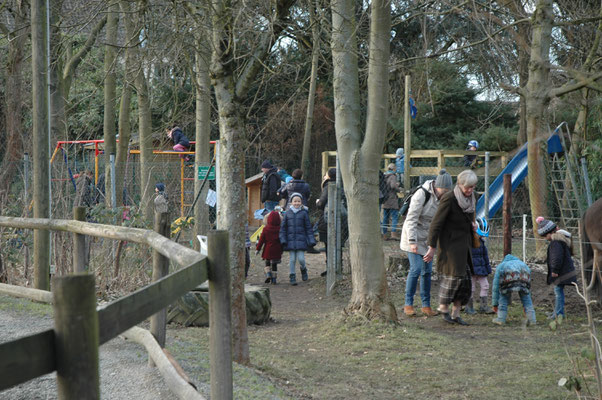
155, 182, 165, 192
434, 169, 453, 190
536, 216, 557, 236
261, 160, 273, 169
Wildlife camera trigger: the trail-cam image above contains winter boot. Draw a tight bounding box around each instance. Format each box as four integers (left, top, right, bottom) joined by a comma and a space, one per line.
289, 273, 297, 286
300, 267, 309, 281
271, 272, 277, 285
465, 298, 477, 315
264, 267, 272, 284
382, 232, 390, 241
479, 296, 494, 314
525, 306, 536, 326
492, 308, 507, 325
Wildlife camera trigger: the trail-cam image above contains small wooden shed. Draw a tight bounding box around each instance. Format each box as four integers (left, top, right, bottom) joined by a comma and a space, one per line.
245, 172, 264, 227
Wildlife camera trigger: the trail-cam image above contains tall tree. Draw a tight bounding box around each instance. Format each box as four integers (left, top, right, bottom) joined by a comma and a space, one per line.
103, 2, 119, 207
331, 0, 396, 320
210, 0, 296, 364
31, 0, 50, 290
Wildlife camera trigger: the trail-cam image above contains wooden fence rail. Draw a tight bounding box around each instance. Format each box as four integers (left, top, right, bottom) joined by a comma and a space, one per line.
0, 215, 231, 400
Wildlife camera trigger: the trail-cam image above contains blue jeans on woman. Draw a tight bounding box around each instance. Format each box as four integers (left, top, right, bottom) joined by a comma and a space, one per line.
404, 252, 432, 307
554, 285, 565, 317
381, 208, 399, 234
289, 250, 306, 274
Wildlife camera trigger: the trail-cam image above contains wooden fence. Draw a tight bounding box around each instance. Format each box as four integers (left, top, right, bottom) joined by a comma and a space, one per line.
0, 213, 232, 399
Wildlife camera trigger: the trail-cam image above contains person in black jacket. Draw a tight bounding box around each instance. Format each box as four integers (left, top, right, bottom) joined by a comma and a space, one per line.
166, 125, 192, 161
260, 160, 281, 212
279, 169, 311, 207
537, 216, 577, 319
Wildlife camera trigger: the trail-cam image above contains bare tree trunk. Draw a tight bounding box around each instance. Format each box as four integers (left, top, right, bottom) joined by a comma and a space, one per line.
103, 3, 119, 206
332, 0, 396, 321
301, 0, 320, 174
0, 1, 28, 194
194, 38, 212, 239
525, 0, 553, 245
31, 0, 51, 290
136, 67, 154, 222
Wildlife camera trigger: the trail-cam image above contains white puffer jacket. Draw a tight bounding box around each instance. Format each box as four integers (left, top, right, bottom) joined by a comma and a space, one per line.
400, 180, 441, 255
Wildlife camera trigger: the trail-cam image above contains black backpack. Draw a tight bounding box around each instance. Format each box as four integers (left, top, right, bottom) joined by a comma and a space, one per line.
399, 186, 431, 216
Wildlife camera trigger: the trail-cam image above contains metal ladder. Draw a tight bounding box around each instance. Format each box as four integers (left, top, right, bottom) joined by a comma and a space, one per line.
548, 122, 586, 235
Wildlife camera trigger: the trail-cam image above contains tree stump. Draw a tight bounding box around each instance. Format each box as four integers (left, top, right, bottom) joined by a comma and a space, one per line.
167, 284, 271, 326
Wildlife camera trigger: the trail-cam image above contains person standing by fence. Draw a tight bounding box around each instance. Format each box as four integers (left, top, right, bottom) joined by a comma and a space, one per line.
400, 169, 452, 317
381, 163, 402, 240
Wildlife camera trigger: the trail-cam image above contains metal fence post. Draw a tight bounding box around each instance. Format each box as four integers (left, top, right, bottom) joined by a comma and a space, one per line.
522, 214, 527, 263
207, 230, 232, 400
73, 207, 87, 273
503, 174, 512, 256
149, 209, 170, 365
326, 183, 336, 296
335, 156, 342, 276
484, 152, 490, 219
53, 274, 100, 400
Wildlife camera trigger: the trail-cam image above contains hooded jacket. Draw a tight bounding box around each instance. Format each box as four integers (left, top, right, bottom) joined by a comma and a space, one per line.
492, 254, 531, 307
261, 167, 281, 203
547, 230, 577, 286
170, 127, 190, 148
256, 211, 283, 261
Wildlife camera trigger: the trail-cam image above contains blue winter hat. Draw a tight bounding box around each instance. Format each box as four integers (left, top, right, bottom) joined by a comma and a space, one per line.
156, 183, 165, 192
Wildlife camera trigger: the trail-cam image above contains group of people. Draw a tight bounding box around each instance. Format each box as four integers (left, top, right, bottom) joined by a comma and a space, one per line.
400, 168, 576, 326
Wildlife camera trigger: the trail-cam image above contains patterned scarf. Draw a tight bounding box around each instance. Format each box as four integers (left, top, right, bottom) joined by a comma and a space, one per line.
453, 185, 475, 214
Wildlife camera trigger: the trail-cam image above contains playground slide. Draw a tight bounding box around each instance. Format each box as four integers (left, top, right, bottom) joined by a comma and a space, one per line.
475, 142, 528, 220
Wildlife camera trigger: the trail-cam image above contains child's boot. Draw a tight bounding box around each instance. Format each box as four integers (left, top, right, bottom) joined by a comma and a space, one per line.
264, 267, 272, 284
300, 267, 308, 281
479, 296, 494, 314
465, 298, 476, 315
492, 309, 507, 325
271, 272, 277, 285
289, 273, 297, 286
525, 307, 536, 326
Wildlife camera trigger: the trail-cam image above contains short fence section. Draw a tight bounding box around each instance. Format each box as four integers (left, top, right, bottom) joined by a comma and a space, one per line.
0, 215, 232, 400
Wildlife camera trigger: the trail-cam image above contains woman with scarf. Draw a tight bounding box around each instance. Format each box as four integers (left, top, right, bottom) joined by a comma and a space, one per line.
424, 170, 478, 325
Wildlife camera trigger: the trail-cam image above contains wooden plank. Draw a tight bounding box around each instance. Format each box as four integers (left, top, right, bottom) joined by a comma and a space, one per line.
97, 259, 207, 345
408, 166, 503, 177
0, 282, 53, 303
53, 274, 100, 399
0, 329, 56, 390
208, 231, 232, 400
0, 217, 203, 268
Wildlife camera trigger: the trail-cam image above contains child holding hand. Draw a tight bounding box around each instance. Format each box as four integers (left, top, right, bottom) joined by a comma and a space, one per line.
256, 210, 283, 284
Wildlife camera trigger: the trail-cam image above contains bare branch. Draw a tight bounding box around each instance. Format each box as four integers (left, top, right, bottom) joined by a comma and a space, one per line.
62, 14, 108, 80
550, 71, 602, 98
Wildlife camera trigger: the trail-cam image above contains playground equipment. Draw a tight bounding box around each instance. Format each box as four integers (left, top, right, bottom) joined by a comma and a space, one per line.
49, 140, 217, 218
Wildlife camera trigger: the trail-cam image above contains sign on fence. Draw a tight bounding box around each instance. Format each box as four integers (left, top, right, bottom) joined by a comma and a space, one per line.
198, 165, 216, 180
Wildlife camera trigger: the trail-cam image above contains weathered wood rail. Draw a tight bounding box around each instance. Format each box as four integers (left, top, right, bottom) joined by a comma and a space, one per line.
0, 215, 232, 400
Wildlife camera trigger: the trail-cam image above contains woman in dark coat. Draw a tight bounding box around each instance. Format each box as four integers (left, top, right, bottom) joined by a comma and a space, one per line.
424, 169, 478, 325
280, 193, 316, 285
256, 210, 283, 284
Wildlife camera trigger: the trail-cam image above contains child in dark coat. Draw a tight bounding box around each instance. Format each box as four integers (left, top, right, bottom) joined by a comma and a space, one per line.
256, 211, 283, 284
280, 193, 316, 285
537, 216, 577, 319
466, 217, 494, 314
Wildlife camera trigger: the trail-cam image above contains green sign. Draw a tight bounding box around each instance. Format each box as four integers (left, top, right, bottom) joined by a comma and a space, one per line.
198, 165, 216, 180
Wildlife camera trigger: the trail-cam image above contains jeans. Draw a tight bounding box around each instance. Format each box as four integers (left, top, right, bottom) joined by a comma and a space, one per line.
404, 251, 432, 307
497, 290, 536, 323
554, 285, 565, 317
289, 250, 306, 274
264, 200, 279, 212
381, 208, 399, 234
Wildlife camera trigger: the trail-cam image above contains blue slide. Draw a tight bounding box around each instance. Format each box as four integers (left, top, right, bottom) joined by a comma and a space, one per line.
476, 142, 528, 220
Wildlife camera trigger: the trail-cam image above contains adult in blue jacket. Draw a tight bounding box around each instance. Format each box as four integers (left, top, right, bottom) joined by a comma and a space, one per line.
280, 193, 316, 285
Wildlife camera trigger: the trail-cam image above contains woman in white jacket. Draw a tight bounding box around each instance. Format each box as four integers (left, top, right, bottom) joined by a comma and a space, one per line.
400, 169, 453, 316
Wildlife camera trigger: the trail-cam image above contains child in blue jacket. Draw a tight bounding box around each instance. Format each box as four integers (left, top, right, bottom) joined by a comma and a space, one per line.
491, 254, 536, 326
466, 218, 494, 314
280, 193, 316, 285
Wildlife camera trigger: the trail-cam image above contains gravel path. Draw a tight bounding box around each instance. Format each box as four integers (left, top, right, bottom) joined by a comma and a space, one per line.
0, 295, 177, 400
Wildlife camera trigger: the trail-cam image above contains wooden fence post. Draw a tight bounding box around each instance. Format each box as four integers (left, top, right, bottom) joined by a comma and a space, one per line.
73, 207, 87, 273
53, 274, 99, 400
149, 210, 170, 366
207, 230, 232, 400
503, 174, 512, 256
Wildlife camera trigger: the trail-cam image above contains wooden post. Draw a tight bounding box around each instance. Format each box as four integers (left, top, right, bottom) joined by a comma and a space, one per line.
149, 210, 170, 365
207, 230, 232, 400
503, 174, 512, 256
403, 75, 411, 190
73, 207, 87, 273
326, 183, 336, 295
53, 274, 100, 399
